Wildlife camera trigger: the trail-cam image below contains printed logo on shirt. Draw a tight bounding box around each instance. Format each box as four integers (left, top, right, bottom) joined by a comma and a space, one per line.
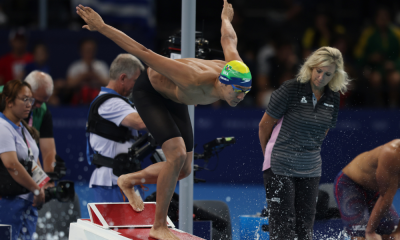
352, 225, 366, 231
300, 96, 307, 103
323, 103, 334, 108
271, 197, 280, 203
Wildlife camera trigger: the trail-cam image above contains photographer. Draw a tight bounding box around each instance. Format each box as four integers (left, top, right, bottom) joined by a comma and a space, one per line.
0, 79, 46, 240
24, 71, 56, 173
0, 71, 56, 174
87, 53, 146, 202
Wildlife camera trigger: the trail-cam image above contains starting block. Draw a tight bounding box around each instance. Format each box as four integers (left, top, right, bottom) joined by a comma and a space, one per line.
0, 224, 11, 240
69, 202, 205, 240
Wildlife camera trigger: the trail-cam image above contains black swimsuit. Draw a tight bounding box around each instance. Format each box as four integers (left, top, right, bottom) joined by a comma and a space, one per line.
132, 76, 193, 152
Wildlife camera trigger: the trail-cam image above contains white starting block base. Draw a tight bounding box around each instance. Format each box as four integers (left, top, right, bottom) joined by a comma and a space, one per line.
68, 202, 205, 240
0, 224, 11, 240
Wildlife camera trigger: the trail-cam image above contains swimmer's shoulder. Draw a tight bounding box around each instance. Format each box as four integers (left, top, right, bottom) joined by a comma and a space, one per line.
389, 139, 400, 148
382, 140, 400, 158
372, 141, 400, 164
374, 141, 400, 175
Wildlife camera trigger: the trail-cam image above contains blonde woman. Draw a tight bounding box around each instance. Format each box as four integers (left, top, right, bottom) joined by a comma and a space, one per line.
259, 46, 350, 240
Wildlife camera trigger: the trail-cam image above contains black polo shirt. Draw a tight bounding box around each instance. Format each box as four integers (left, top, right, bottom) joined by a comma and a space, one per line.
24, 107, 54, 138
264, 79, 340, 177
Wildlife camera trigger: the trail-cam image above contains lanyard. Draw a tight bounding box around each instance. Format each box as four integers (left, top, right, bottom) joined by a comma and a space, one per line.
20, 127, 34, 161
28, 111, 33, 127
0, 113, 34, 161
99, 87, 134, 105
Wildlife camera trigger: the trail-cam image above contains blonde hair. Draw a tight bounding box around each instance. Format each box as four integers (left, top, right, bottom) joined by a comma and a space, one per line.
296, 46, 350, 94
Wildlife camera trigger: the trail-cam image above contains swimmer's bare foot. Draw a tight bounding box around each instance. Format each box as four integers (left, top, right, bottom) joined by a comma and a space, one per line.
117, 175, 144, 212
150, 225, 181, 240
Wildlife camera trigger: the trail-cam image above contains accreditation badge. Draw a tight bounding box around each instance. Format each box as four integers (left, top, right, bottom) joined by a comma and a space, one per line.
31, 161, 50, 188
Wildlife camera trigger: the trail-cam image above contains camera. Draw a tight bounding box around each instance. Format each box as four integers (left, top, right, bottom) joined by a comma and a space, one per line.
44, 155, 75, 203
162, 30, 224, 60
193, 137, 236, 183
44, 180, 75, 203
128, 132, 158, 162
195, 137, 236, 161
127, 132, 167, 165
124, 135, 236, 183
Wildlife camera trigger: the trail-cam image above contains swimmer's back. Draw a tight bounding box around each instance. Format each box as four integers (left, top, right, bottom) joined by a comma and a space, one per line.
343, 139, 400, 191
147, 58, 226, 105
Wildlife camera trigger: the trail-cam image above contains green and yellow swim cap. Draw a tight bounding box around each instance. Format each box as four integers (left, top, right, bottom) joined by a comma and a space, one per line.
218, 60, 252, 87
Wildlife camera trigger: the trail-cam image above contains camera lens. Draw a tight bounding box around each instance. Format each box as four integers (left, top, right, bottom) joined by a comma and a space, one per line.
44, 180, 75, 203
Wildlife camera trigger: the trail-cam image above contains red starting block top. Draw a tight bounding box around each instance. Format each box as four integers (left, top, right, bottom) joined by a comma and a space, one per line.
88, 202, 175, 229
116, 228, 205, 240
76, 219, 205, 240
76, 203, 204, 239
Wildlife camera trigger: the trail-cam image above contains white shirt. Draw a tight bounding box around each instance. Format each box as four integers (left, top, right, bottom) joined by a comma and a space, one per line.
0, 115, 39, 201
89, 91, 138, 187
67, 59, 109, 80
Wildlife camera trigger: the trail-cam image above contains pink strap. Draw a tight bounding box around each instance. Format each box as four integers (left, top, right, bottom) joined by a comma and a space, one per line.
22, 128, 33, 158
28, 115, 33, 127
24, 131, 31, 148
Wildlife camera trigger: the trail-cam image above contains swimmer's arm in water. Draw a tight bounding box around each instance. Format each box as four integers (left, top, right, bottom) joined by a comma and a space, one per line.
76, 5, 197, 90
220, 0, 242, 63
259, 113, 278, 156
365, 147, 400, 236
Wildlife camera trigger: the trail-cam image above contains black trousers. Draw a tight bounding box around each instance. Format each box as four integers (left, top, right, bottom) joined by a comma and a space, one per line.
263, 168, 320, 240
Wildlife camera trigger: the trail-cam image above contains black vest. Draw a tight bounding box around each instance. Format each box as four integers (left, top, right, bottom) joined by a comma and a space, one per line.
86, 94, 135, 143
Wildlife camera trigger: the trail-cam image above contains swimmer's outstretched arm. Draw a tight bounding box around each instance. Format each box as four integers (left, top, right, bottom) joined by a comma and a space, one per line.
76, 5, 197, 89
220, 0, 242, 63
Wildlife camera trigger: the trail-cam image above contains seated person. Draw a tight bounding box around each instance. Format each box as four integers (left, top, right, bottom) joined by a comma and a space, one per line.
66, 38, 109, 105
23, 43, 50, 78
0, 28, 33, 85
354, 7, 400, 107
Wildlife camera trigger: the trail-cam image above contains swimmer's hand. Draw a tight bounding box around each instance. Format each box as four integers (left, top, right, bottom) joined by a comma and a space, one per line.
221, 0, 234, 22
76, 4, 105, 32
